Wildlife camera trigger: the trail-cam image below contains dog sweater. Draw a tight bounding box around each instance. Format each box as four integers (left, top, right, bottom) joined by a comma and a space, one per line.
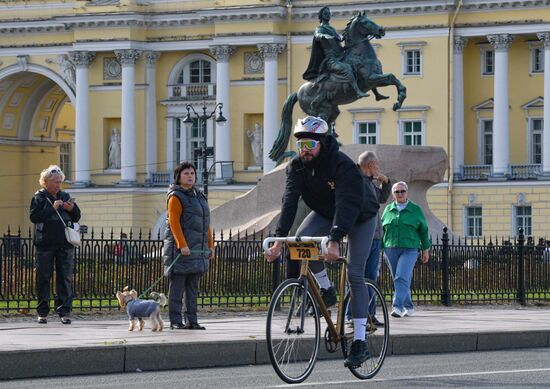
126, 299, 158, 320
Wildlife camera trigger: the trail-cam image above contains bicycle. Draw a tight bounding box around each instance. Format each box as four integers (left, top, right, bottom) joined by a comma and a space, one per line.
263, 236, 390, 384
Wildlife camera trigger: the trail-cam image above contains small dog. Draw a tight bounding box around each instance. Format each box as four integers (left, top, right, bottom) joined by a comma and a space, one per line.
116, 287, 167, 332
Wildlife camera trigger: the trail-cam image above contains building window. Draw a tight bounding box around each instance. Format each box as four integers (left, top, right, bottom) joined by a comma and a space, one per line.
481, 119, 493, 165
514, 205, 532, 236
482, 49, 494, 75
531, 47, 544, 74
401, 120, 423, 145
404, 50, 421, 75
465, 206, 483, 237
174, 119, 182, 164
59, 143, 72, 181
530, 118, 543, 164
189, 118, 206, 179
177, 59, 212, 84
356, 122, 377, 144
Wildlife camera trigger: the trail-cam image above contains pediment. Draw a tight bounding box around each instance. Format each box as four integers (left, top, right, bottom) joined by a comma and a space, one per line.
472, 98, 494, 111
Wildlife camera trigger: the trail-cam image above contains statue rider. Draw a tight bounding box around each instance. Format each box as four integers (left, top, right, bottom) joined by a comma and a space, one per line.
303, 7, 387, 101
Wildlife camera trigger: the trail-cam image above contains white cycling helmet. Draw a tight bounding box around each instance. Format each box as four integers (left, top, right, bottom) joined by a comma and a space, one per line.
293, 116, 329, 138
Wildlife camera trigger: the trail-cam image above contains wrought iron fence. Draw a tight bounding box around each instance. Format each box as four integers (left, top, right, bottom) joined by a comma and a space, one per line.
1, 227, 549, 312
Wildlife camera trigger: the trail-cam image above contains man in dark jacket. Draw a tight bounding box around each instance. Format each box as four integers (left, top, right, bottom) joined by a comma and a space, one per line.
265, 116, 377, 368
29, 166, 81, 324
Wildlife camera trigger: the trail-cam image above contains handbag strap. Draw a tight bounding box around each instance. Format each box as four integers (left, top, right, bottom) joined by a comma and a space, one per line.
46, 198, 69, 228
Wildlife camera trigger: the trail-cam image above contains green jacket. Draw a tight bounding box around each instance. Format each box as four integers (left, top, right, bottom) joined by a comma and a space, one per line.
381, 200, 431, 250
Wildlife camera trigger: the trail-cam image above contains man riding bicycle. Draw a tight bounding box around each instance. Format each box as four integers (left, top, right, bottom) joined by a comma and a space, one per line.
264, 116, 377, 367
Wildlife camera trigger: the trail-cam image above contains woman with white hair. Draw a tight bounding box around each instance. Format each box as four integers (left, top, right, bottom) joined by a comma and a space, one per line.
381, 181, 430, 318
29, 165, 81, 324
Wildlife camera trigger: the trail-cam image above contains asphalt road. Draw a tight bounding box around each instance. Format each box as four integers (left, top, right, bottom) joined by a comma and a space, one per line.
3, 348, 550, 388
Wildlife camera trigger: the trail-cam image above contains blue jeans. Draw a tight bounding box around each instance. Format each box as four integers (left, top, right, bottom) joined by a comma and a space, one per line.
384, 247, 418, 311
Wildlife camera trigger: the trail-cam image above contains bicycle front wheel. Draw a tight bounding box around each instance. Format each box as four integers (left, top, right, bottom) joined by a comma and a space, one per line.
341, 279, 389, 379
266, 278, 320, 384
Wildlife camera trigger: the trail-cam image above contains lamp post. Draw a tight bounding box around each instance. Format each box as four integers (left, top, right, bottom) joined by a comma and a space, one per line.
182, 102, 227, 199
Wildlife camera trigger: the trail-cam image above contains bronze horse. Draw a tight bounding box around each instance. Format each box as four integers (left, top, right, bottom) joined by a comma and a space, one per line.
269, 13, 407, 163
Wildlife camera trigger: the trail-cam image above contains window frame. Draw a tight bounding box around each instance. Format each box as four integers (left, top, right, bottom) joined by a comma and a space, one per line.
59, 143, 72, 181
463, 206, 483, 237
530, 45, 544, 75
481, 47, 494, 76
528, 117, 543, 164
398, 41, 426, 78
478, 119, 493, 165
399, 119, 424, 146
513, 205, 532, 237
354, 121, 379, 145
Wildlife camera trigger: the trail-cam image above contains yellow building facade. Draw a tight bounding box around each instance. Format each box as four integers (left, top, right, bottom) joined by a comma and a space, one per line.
0, 0, 549, 238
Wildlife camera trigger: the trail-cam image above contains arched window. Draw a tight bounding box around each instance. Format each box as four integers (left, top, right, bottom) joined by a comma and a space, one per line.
177, 60, 211, 84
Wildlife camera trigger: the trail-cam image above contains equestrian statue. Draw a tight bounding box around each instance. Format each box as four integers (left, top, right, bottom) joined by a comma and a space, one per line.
269, 7, 407, 163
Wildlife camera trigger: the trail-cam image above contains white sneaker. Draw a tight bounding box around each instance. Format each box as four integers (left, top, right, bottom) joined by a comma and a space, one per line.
391, 308, 404, 318
404, 308, 414, 317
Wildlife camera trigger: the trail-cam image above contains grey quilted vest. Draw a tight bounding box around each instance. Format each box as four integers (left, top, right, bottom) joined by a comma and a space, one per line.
162, 185, 210, 275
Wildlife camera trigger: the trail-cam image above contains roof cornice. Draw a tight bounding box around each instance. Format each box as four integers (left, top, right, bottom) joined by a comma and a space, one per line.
0, 1, 549, 35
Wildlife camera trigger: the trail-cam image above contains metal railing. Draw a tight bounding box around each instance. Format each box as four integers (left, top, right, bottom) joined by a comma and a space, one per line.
1, 227, 549, 312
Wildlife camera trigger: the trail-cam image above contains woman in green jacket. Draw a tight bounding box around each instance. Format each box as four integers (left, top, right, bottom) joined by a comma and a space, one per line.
381, 181, 430, 318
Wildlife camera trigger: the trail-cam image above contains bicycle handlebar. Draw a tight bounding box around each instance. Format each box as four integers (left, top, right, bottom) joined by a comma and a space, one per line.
262, 236, 330, 256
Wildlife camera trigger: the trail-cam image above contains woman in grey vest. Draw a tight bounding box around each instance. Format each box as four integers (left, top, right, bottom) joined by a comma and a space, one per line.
162, 162, 214, 330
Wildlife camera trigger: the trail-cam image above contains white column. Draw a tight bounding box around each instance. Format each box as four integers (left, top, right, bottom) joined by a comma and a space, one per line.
115, 49, 142, 185
453, 37, 467, 178
210, 45, 235, 180
487, 34, 513, 178
69, 51, 96, 187
145, 51, 160, 182
537, 32, 550, 177
165, 118, 174, 171
258, 43, 286, 173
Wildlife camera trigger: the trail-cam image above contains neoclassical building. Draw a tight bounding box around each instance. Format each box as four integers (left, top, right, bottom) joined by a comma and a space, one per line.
0, 0, 549, 238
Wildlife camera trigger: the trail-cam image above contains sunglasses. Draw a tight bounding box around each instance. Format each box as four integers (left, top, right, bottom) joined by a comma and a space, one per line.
296, 139, 320, 150
50, 169, 61, 174
393, 190, 407, 194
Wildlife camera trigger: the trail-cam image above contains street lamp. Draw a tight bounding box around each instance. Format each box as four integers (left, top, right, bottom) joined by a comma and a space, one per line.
182, 102, 227, 198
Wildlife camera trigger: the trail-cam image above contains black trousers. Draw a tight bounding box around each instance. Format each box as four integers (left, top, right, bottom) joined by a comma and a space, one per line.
168, 273, 201, 325
35, 246, 74, 317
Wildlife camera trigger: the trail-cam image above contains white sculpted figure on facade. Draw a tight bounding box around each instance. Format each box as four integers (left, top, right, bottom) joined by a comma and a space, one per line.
247, 122, 263, 167
46, 54, 76, 91
108, 128, 121, 170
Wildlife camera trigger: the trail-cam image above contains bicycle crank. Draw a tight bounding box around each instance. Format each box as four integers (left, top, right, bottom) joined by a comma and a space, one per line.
324, 327, 338, 353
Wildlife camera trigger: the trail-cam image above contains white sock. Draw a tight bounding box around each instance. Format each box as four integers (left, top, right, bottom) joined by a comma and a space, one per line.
353, 318, 367, 341
314, 269, 331, 290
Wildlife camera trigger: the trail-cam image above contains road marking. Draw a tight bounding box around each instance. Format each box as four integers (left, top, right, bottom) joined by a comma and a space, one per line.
271, 367, 550, 387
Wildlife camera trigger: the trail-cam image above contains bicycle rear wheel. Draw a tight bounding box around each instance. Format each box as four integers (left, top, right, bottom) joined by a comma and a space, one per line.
266, 278, 320, 384
340, 279, 389, 379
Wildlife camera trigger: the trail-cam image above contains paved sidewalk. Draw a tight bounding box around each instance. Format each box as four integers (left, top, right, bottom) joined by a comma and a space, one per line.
0, 306, 549, 380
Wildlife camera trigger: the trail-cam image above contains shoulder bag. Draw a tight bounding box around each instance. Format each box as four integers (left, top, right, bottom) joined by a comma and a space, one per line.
47, 198, 81, 247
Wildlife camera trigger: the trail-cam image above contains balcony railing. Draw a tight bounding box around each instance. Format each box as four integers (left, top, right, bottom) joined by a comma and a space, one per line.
458, 164, 542, 181
460, 165, 492, 180
168, 83, 216, 101
509, 164, 541, 180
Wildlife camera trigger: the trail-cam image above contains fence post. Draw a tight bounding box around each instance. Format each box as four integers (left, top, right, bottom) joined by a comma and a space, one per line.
441, 227, 451, 306
517, 228, 526, 306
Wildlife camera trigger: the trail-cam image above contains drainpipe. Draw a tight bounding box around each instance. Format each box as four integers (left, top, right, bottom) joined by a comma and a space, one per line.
447, 0, 463, 232
286, 0, 293, 96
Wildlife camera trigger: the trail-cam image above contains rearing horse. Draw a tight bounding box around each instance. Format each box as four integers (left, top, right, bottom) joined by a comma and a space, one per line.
269, 12, 407, 163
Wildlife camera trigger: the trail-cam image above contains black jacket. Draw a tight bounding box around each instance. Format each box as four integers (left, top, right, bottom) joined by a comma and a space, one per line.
275, 136, 368, 243
29, 189, 81, 249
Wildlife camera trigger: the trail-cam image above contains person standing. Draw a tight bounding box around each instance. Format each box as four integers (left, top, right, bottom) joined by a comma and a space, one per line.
381, 181, 430, 318
29, 165, 81, 324
162, 162, 214, 330
264, 116, 377, 368
357, 151, 391, 326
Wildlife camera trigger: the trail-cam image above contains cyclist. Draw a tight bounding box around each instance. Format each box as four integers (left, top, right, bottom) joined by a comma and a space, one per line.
264, 116, 377, 367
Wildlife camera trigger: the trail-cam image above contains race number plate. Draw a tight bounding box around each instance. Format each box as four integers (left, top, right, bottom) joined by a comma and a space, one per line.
287, 243, 320, 261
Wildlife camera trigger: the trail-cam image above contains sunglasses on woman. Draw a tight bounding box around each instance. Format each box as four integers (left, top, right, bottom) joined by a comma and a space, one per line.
393, 190, 407, 194
296, 139, 320, 150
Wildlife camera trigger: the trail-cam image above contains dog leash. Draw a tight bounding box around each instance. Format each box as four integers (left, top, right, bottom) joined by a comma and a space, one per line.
138, 249, 212, 299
